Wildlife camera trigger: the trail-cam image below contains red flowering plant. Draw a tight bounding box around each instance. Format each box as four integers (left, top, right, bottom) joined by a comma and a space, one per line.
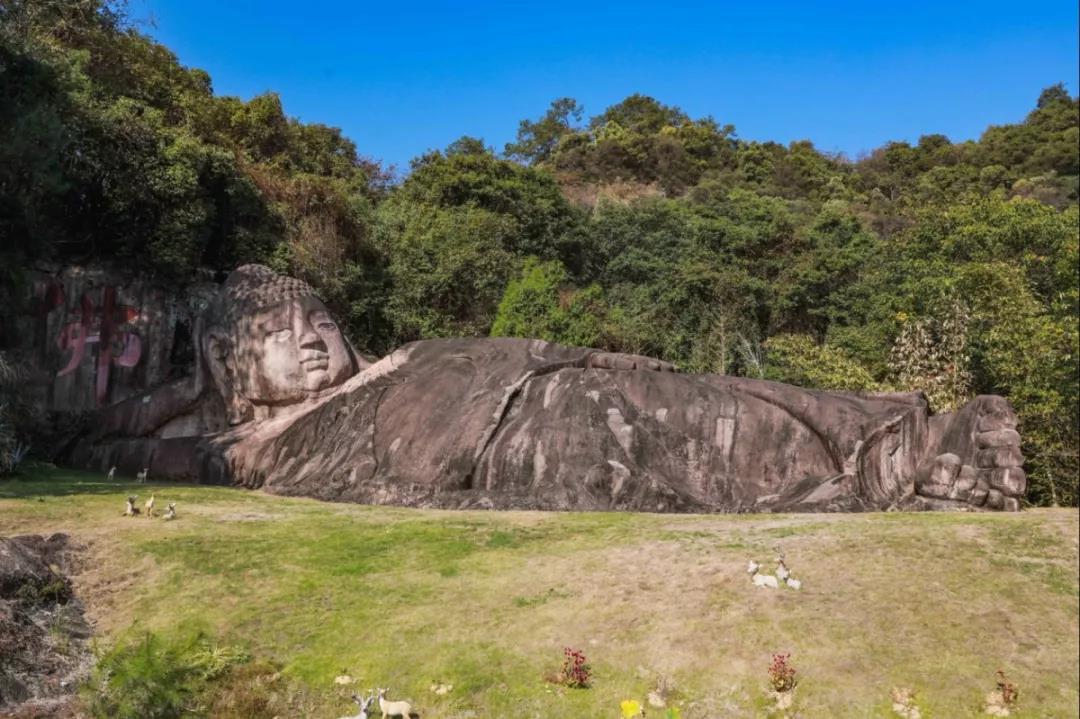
996, 669, 1019, 707
768, 652, 798, 693
561, 647, 591, 688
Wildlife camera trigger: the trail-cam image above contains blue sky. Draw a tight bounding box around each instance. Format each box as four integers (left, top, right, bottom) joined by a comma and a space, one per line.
135, 1, 1079, 173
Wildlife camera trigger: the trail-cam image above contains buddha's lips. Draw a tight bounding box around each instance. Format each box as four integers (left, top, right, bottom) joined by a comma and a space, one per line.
301, 356, 329, 372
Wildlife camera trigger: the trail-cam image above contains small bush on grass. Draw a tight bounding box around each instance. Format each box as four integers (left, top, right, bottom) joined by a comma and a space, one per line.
986, 669, 1020, 716
768, 652, 798, 693
83, 631, 250, 719
996, 670, 1019, 707
559, 646, 591, 688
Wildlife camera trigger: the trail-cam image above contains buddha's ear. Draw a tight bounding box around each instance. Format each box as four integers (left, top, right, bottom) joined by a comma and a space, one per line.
202, 326, 252, 426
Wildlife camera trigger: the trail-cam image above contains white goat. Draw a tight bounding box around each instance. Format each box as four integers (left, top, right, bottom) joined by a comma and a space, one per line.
338, 692, 375, 719
752, 572, 779, 589
144, 494, 155, 518
136, 467, 148, 483
162, 502, 177, 521
774, 550, 802, 589
775, 558, 790, 583
107, 466, 116, 480
747, 558, 779, 588
377, 687, 413, 718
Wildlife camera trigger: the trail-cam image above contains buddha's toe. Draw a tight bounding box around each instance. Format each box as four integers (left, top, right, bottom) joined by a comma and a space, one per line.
914, 398, 1026, 511
974, 416, 1025, 511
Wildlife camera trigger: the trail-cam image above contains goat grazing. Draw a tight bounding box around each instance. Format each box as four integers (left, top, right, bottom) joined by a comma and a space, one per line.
123, 496, 140, 516
377, 687, 413, 718
162, 502, 177, 520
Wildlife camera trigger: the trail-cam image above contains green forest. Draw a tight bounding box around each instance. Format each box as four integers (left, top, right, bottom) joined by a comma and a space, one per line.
2, 1, 1077, 505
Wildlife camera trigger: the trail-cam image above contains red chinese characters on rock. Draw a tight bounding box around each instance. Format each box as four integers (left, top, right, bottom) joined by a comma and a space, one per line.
43, 283, 142, 406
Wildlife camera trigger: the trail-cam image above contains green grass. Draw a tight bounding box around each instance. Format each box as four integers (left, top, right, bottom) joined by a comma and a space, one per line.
2, 467, 1077, 718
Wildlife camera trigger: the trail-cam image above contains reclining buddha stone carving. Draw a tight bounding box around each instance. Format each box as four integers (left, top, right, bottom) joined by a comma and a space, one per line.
68, 265, 1027, 512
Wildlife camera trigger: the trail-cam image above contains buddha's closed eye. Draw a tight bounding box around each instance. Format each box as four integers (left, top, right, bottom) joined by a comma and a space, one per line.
309, 312, 337, 332
266, 328, 292, 341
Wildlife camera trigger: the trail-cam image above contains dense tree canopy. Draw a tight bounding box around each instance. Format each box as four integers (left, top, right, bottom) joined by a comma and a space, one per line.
1, 0, 1077, 504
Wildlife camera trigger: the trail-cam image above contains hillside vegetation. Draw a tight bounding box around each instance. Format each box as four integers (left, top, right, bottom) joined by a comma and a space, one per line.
0, 0, 1077, 505
0, 469, 1077, 718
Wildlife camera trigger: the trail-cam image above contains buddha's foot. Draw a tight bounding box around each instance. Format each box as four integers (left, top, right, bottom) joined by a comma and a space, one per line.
914, 396, 1025, 511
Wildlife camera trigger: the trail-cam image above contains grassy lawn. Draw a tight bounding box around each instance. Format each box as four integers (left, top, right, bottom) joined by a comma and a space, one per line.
1, 467, 1077, 718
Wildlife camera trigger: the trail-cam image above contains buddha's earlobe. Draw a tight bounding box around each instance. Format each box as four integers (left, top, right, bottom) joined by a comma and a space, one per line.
203, 329, 253, 426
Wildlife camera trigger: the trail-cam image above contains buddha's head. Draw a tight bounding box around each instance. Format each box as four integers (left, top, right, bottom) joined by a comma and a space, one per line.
200, 265, 358, 425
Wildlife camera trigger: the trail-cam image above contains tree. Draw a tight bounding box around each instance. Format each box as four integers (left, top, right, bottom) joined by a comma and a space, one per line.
491, 258, 606, 348
391, 145, 580, 260
504, 98, 583, 165
772, 201, 880, 338
765, 335, 880, 392
589, 94, 689, 135
887, 300, 973, 412
446, 135, 491, 156
377, 203, 518, 341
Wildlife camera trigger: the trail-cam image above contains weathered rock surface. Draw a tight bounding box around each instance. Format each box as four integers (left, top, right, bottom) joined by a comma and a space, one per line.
0, 534, 91, 718
7, 264, 217, 415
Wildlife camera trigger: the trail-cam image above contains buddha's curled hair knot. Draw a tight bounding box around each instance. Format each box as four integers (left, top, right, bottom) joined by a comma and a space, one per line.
219, 264, 319, 325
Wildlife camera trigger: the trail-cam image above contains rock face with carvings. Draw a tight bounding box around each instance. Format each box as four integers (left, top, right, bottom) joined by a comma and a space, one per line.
8, 265, 218, 414
66, 265, 1027, 512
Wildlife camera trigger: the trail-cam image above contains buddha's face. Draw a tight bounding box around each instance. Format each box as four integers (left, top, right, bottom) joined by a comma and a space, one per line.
233, 295, 354, 405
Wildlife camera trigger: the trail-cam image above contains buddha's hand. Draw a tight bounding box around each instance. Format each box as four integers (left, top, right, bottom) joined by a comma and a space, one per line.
585, 352, 678, 372
914, 396, 1025, 511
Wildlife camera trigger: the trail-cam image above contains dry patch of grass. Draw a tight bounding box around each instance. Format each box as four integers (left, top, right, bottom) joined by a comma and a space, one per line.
1, 469, 1077, 718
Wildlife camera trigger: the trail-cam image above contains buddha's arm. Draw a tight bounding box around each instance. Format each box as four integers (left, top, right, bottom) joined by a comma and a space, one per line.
583, 351, 678, 372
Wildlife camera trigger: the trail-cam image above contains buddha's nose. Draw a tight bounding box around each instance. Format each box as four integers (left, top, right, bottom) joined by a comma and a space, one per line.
299, 326, 325, 351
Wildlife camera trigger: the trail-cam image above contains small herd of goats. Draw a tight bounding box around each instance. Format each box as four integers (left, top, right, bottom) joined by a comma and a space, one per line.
746, 551, 803, 590
337, 689, 415, 719
110, 466, 178, 521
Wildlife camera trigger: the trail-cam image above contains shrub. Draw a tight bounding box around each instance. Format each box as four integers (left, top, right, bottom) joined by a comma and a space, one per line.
767, 652, 798, 693
560, 646, 591, 688
764, 334, 880, 392
996, 669, 1019, 707
83, 632, 250, 719
15, 576, 70, 606
887, 300, 972, 412
491, 258, 607, 348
